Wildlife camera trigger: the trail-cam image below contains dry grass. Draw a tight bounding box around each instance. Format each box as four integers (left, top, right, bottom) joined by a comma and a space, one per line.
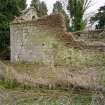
0, 86, 97, 105
0, 86, 104, 105
0, 48, 105, 105
0, 47, 105, 91
0, 47, 105, 105
0, 60, 103, 91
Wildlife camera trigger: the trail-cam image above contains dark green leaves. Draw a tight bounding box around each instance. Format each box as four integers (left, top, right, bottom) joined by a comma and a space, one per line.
90, 5, 105, 29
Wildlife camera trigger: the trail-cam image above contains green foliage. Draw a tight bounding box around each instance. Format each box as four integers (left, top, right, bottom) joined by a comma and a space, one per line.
0, 79, 19, 89
0, 79, 34, 90
17, 0, 27, 11
67, 0, 91, 31
53, 1, 70, 31
53, 1, 63, 13
0, 0, 26, 57
31, 0, 48, 17
38, 1, 48, 17
90, 5, 105, 29
31, 0, 40, 12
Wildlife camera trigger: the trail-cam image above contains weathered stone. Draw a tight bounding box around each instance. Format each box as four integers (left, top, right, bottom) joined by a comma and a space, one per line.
10, 14, 71, 65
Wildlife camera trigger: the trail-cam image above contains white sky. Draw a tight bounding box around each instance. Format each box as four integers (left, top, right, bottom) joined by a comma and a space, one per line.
27, 0, 105, 15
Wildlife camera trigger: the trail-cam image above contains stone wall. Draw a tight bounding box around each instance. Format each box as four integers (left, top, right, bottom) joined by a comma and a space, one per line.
21, 7, 38, 21
73, 29, 105, 41
10, 13, 105, 65
10, 14, 75, 65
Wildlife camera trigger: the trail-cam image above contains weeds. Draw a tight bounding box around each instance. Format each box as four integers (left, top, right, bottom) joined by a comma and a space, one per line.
0, 78, 105, 105
0, 79, 34, 90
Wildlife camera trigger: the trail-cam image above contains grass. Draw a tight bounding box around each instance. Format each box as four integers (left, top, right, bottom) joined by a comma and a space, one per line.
0, 79, 19, 89
1, 41, 105, 104
54, 48, 105, 68
0, 82, 104, 105
0, 79, 36, 90
2, 50, 105, 91
0, 82, 95, 105
100, 69, 105, 87
5, 47, 105, 70
0, 76, 104, 105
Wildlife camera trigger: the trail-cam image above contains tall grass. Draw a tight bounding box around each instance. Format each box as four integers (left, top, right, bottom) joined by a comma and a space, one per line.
0, 79, 34, 90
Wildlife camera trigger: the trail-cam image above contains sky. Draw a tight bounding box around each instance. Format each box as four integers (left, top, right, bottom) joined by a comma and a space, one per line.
26, 0, 105, 15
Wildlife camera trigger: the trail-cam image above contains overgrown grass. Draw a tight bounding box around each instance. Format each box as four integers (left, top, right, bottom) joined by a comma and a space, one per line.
16, 95, 92, 105
0, 83, 94, 105
54, 48, 105, 68
0, 79, 34, 90
100, 69, 105, 87
2, 54, 105, 92
0, 84, 104, 105
1, 44, 105, 104
0, 64, 105, 105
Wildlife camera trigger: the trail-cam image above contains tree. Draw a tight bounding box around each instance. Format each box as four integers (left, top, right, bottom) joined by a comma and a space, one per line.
90, 5, 105, 29
67, 0, 91, 31
53, 1, 63, 13
53, 1, 70, 31
0, 0, 26, 21
31, 0, 48, 17
17, 0, 27, 11
0, 0, 26, 59
38, 1, 48, 17
0, 0, 20, 21
31, 0, 40, 13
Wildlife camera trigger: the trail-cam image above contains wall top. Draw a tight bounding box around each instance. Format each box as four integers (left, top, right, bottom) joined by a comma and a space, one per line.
12, 7, 38, 23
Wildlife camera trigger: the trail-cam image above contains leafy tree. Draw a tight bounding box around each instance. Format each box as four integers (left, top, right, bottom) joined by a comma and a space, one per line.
53, 1, 70, 31
90, 5, 105, 29
31, 0, 40, 13
17, 0, 27, 11
31, 0, 48, 17
67, 0, 91, 31
38, 1, 48, 17
53, 1, 63, 13
0, 0, 26, 59
0, 0, 20, 21
0, 0, 26, 22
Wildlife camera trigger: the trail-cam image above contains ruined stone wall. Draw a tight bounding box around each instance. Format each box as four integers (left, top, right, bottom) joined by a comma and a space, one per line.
10, 14, 73, 64
10, 13, 105, 65
21, 8, 38, 21
73, 29, 105, 41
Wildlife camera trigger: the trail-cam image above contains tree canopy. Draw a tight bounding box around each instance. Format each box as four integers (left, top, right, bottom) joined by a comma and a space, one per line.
31, 0, 48, 17
53, 1, 63, 13
90, 5, 105, 29
53, 1, 70, 31
0, 0, 26, 51
67, 0, 91, 31
17, 0, 27, 11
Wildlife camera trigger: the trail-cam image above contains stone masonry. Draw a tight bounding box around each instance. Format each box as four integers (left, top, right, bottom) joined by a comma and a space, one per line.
10, 14, 72, 64
10, 12, 105, 65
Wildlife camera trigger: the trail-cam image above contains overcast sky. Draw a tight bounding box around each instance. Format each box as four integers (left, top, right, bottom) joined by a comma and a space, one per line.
27, 0, 105, 15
